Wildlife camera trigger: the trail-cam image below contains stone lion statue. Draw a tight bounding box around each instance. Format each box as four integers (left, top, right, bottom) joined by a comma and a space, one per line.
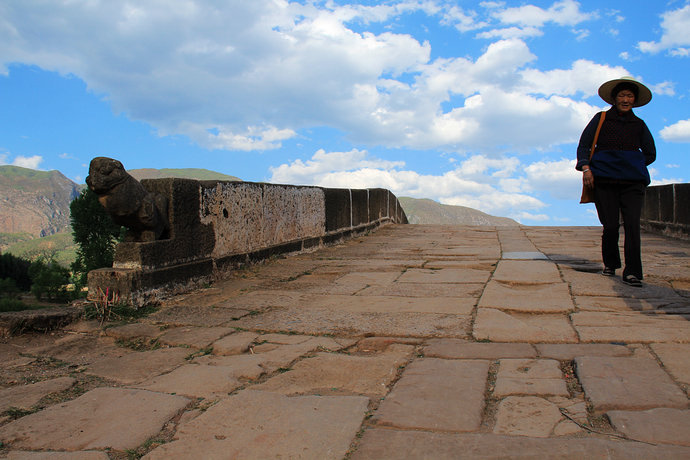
86, 157, 169, 242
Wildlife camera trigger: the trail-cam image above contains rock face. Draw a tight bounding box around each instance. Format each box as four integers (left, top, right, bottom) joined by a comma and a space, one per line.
0, 165, 82, 237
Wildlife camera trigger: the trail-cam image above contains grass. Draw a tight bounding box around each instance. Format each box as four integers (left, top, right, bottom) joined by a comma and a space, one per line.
4, 232, 77, 267
0, 298, 55, 313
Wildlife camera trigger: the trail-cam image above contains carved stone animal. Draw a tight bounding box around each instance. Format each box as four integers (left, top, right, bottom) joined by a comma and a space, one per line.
86, 157, 169, 241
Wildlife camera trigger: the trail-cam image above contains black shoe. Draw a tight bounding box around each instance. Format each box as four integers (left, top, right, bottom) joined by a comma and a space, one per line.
602, 267, 615, 276
622, 275, 642, 287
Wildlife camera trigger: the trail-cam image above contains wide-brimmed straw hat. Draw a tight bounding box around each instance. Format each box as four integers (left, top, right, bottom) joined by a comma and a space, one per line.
598, 76, 652, 107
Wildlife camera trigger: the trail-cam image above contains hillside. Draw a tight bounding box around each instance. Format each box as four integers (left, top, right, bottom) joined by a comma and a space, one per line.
399, 197, 518, 226
0, 165, 82, 237
129, 168, 241, 182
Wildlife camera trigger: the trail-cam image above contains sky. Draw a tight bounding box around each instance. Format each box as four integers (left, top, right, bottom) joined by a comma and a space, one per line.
1, 0, 689, 226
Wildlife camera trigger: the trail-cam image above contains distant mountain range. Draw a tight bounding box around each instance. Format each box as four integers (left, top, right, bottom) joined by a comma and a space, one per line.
398, 197, 517, 226
1, 165, 517, 260
0, 166, 82, 238
128, 168, 241, 182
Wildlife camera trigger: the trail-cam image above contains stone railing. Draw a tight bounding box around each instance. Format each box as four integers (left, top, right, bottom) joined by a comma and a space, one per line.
641, 183, 689, 240
88, 178, 407, 306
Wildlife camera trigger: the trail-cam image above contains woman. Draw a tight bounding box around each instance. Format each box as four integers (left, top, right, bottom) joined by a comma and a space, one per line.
576, 77, 656, 287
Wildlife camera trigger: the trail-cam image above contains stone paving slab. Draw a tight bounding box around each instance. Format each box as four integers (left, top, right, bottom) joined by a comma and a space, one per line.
352, 428, 690, 459
28, 334, 128, 367
144, 390, 368, 460
136, 356, 266, 399
423, 260, 496, 270
572, 311, 690, 343
575, 355, 688, 413
478, 281, 574, 312
216, 289, 305, 308
6, 452, 109, 459
374, 358, 488, 431
147, 304, 252, 326
474, 309, 578, 343
85, 347, 192, 384
305, 294, 475, 314
253, 347, 412, 397
607, 408, 690, 446
424, 339, 537, 359
650, 343, 690, 387
397, 268, 491, 284
535, 343, 632, 360
574, 295, 689, 313
493, 396, 572, 437
425, 246, 501, 259
0, 388, 189, 451
195, 336, 355, 376
492, 260, 562, 284
210, 330, 259, 355
564, 269, 684, 300
157, 326, 234, 349
494, 359, 568, 397
327, 271, 402, 294
228, 308, 472, 338
104, 322, 163, 341
0, 377, 76, 413
358, 282, 484, 298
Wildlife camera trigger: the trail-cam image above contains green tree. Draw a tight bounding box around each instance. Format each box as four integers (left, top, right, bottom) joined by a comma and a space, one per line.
0, 253, 32, 291
28, 259, 71, 301
70, 188, 124, 287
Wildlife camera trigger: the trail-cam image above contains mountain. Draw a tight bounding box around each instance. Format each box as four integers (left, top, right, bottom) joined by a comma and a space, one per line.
129, 168, 241, 182
399, 197, 519, 226
0, 166, 82, 238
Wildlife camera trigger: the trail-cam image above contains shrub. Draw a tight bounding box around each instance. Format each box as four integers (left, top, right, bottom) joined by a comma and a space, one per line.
70, 188, 124, 288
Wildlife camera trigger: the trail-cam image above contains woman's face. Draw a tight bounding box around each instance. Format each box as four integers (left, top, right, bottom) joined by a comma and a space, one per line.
615, 89, 636, 113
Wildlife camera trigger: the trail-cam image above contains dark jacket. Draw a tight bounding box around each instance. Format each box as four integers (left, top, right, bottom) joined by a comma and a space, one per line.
576, 107, 656, 184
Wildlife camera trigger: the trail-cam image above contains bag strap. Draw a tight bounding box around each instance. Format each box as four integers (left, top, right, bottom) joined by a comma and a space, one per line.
589, 111, 606, 160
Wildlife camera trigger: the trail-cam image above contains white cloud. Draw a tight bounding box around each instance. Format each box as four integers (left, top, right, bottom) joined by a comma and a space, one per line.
490, 0, 594, 28
513, 211, 550, 222
524, 158, 581, 200
660, 119, 690, 142
475, 26, 543, 40
0, 1, 616, 156
651, 177, 684, 186
638, 3, 690, 55
441, 5, 487, 32
1, 154, 44, 169
269, 148, 551, 222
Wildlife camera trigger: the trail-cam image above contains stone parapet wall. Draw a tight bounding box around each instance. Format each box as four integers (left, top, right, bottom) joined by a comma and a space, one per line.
88, 178, 407, 306
641, 183, 690, 240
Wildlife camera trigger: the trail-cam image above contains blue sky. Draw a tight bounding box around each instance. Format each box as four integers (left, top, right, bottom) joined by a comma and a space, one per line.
1, 0, 689, 225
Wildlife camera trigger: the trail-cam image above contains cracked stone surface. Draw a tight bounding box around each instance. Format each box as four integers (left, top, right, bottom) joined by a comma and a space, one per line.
2, 225, 689, 458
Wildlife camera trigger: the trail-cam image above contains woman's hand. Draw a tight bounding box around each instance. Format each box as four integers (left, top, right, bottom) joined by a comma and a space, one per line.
582, 169, 594, 188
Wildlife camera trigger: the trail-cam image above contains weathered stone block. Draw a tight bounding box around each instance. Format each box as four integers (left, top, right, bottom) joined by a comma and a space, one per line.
675, 183, 690, 225
324, 188, 351, 232
351, 188, 368, 226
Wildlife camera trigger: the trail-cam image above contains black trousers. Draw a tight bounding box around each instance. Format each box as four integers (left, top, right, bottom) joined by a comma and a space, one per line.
594, 181, 646, 279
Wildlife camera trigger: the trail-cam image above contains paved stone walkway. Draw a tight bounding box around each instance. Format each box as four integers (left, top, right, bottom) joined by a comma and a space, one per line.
1, 225, 689, 459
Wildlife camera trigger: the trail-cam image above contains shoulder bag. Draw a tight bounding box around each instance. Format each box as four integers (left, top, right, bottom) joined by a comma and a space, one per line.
579, 111, 606, 204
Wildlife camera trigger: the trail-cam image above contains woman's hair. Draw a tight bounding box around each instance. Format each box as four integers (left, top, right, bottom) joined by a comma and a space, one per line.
611, 81, 638, 101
